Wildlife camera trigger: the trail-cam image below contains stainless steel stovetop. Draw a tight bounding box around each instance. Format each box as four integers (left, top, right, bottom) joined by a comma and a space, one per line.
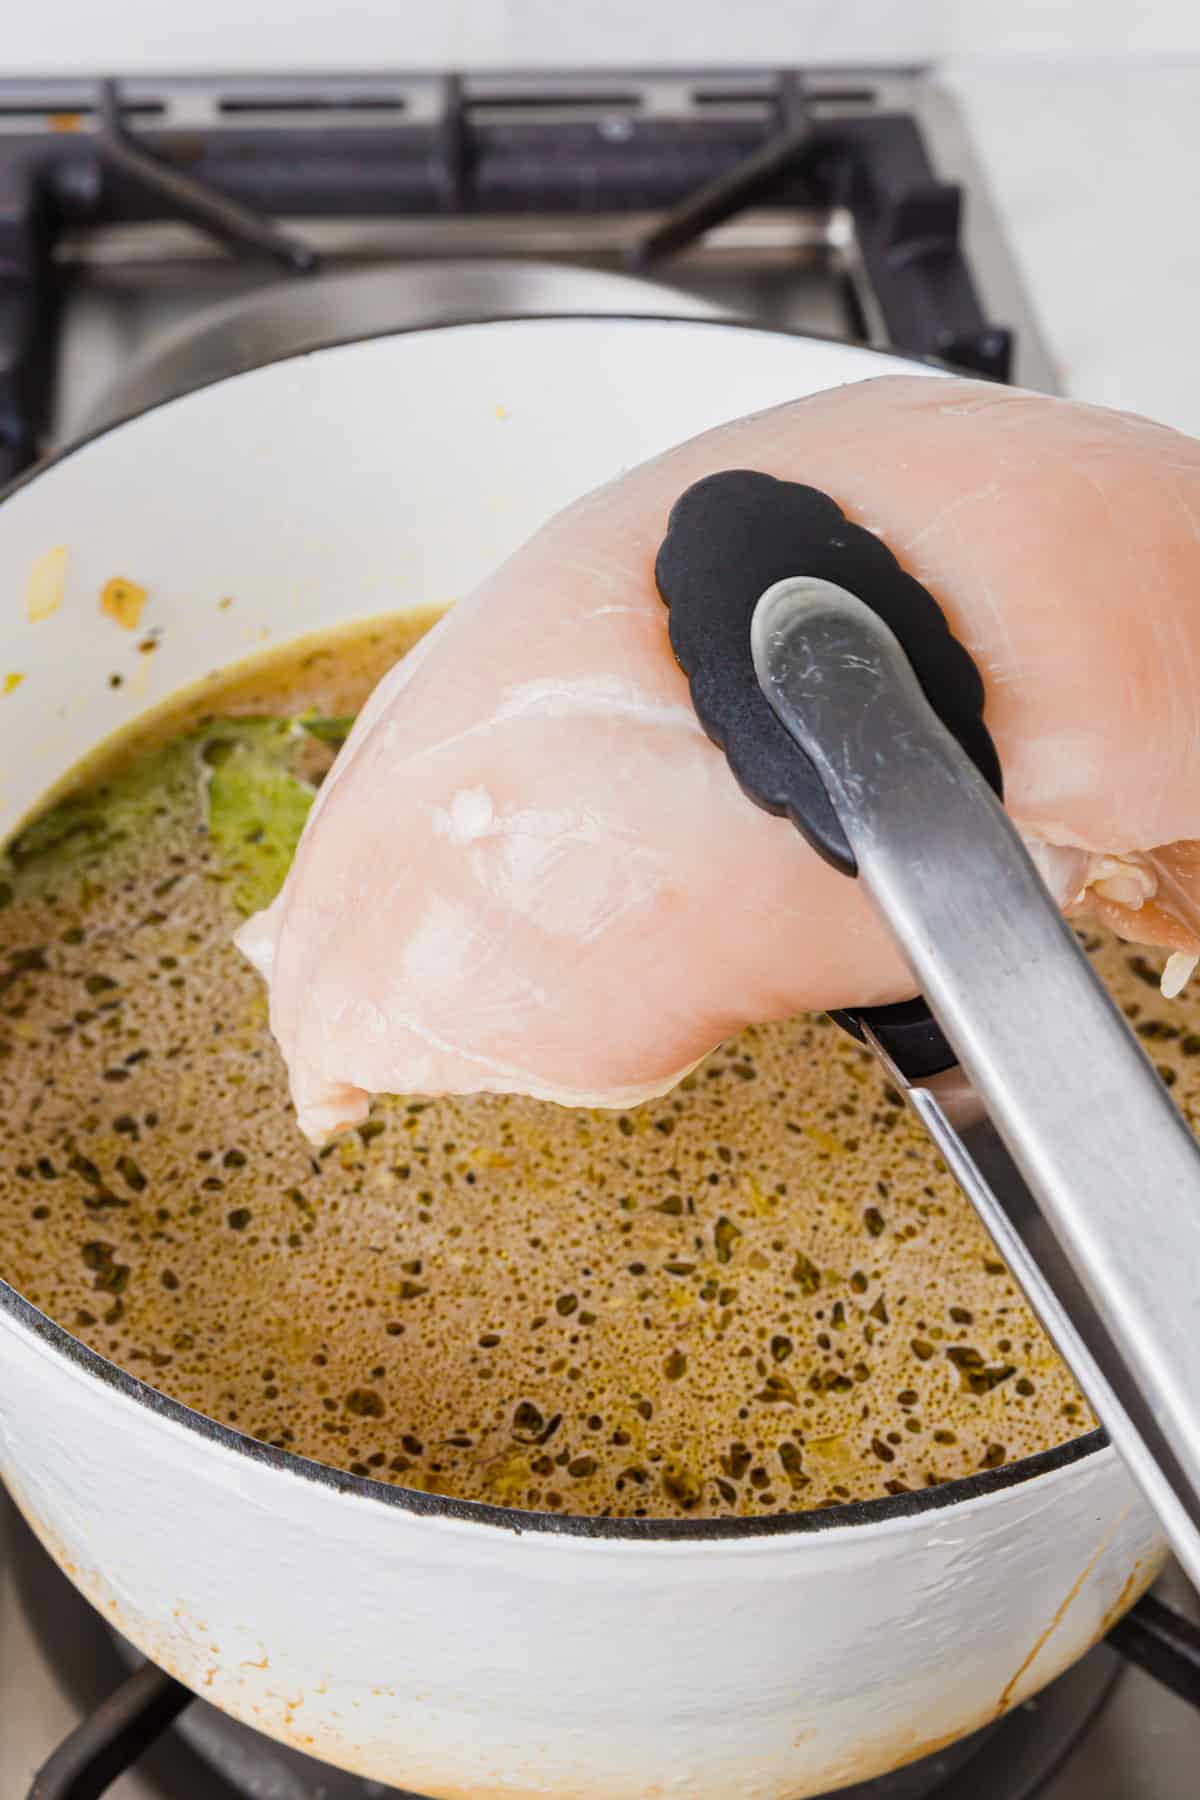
0, 62, 1196, 1800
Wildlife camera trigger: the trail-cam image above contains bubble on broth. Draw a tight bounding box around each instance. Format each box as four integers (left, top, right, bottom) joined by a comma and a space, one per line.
0, 612, 1122, 1519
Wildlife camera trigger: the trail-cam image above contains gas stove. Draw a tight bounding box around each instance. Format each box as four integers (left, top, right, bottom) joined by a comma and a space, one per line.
0, 61, 1197, 1800
0, 64, 1058, 477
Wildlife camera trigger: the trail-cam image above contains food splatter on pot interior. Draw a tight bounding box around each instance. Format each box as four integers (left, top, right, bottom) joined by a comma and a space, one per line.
11, 608, 1188, 1520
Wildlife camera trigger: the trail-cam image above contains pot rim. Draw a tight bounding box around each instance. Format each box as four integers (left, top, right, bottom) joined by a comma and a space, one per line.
0, 310, 1107, 1543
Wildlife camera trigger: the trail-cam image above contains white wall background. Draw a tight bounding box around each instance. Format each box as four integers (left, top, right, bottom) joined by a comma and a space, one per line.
941, 61, 1200, 427
6, 0, 1200, 73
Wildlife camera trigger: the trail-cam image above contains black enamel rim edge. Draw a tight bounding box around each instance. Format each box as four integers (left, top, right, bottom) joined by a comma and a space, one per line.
0, 310, 1102, 1543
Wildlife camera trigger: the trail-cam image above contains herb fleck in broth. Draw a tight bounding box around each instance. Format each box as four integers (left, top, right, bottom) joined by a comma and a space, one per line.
0, 612, 1115, 1517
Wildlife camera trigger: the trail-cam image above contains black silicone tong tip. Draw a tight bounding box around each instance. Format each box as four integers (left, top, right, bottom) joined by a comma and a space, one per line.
654, 468, 1003, 1079
655, 469, 1002, 871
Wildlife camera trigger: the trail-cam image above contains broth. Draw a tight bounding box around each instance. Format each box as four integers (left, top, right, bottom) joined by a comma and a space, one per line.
4, 612, 1172, 1519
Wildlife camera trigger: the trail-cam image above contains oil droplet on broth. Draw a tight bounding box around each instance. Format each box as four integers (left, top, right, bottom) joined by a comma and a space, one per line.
0, 607, 1129, 1521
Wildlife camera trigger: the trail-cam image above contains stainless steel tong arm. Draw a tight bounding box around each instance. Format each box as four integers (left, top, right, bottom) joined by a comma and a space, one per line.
751, 575, 1200, 1588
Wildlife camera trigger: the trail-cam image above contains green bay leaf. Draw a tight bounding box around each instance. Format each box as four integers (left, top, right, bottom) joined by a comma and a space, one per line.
206, 739, 317, 917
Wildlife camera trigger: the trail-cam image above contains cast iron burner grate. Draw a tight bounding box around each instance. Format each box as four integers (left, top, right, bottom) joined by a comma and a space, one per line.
0, 64, 1025, 486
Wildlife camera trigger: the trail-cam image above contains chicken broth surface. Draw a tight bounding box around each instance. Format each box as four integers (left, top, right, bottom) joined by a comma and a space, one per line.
0, 612, 1152, 1519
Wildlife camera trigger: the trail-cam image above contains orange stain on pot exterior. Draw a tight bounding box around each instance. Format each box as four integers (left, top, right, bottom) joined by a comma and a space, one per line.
995, 1524, 1128, 1716
6, 1490, 373, 1777
1100, 1561, 1146, 1637
789, 1542, 1165, 1799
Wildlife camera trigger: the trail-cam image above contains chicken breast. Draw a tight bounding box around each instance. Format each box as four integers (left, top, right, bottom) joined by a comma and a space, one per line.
237, 375, 1200, 1142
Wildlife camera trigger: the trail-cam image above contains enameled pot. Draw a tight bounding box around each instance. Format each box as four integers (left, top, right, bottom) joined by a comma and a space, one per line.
0, 317, 1165, 1796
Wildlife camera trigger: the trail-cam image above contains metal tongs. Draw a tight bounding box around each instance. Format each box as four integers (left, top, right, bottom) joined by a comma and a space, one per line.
657, 470, 1200, 1589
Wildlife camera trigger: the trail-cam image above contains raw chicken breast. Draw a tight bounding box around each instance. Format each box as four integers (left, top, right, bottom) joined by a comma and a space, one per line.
237, 376, 1200, 1142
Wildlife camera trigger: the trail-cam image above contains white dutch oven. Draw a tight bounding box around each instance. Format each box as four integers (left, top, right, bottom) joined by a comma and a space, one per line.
0, 318, 1166, 1796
